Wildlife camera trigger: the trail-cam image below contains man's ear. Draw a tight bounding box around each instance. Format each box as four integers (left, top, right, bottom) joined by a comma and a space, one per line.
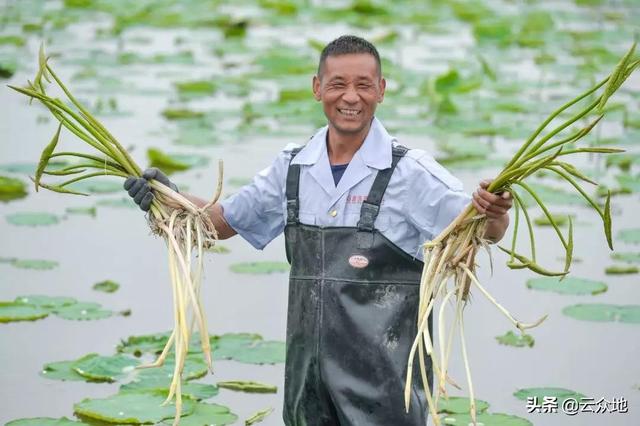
312, 75, 321, 101
378, 77, 386, 103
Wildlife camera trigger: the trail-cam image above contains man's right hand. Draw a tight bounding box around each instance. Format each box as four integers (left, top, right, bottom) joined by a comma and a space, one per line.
123, 168, 178, 212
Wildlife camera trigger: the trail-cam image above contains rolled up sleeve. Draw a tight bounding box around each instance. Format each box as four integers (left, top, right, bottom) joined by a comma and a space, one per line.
403, 154, 471, 243
220, 146, 295, 250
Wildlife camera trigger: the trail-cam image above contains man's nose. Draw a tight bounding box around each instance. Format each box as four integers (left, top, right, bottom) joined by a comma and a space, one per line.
342, 85, 359, 103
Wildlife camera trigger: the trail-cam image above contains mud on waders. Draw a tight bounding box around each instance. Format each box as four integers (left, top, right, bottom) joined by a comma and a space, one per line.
283, 145, 433, 426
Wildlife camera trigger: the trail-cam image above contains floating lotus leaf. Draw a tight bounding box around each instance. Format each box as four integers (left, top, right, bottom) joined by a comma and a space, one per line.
6, 212, 60, 226
513, 387, 585, 404
117, 332, 172, 356
605, 265, 638, 274
160, 402, 237, 425
41, 359, 90, 382
0, 61, 17, 79
213, 333, 286, 364
5, 417, 89, 426
221, 340, 285, 364
533, 213, 572, 227
162, 108, 205, 120
175, 80, 217, 98
229, 261, 290, 274
442, 412, 532, 425
0, 175, 28, 201
65, 206, 97, 217
245, 407, 274, 426
563, 304, 640, 322
495, 330, 535, 348
610, 252, 640, 263
121, 379, 218, 400
54, 302, 113, 321
526, 277, 607, 295
92, 279, 120, 293
70, 179, 123, 194
127, 354, 209, 385
14, 295, 76, 309
173, 121, 219, 147
117, 331, 202, 356
615, 174, 640, 192
10, 259, 59, 270
207, 244, 230, 254
437, 396, 490, 414
72, 353, 140, 382
217, 380, 277, 393
0, 301, 49, 323
74, 391, 195, 424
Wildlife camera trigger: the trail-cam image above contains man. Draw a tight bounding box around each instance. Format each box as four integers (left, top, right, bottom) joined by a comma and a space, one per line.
125, 35, 512, 425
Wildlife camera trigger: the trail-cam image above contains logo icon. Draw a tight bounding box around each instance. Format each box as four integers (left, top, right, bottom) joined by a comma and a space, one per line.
348, 255, 369, 269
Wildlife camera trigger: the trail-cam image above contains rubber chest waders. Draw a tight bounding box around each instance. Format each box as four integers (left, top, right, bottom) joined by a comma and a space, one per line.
283, 145, 433, 426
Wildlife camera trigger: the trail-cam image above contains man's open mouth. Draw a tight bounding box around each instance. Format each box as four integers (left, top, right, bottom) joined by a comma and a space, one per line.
338, 108, 361, 117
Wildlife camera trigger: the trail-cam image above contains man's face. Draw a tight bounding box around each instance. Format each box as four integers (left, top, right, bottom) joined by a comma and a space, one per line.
313, 53, 386, 138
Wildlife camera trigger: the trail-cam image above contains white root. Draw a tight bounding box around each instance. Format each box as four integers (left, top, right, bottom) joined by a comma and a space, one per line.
407, 215, 548, 425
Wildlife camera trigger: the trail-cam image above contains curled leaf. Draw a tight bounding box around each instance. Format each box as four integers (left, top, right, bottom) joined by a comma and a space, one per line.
35, 123, 63, 191
553, 162, 597, 185
598, 42, 636, 113
563, 216, 574, 277
604, 190, 613, 250
499, 246, 568, 276
30, 177, 88, 196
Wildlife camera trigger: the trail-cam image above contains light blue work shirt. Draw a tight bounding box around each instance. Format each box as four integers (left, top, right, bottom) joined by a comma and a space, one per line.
220, 117, 472, 261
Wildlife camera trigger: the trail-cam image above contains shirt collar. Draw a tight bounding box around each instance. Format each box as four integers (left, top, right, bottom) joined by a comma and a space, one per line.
291, 117, 394, 170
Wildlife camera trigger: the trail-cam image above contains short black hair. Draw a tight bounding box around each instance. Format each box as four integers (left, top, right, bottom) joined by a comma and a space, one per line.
317, 35, 381, 77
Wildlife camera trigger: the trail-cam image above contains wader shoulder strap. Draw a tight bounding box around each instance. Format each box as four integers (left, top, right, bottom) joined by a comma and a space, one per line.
285, 147, 304, 225
357, 145, 408, 245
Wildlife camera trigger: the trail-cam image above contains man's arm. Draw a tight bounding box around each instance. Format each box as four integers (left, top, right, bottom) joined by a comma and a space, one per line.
472, 179, 512, 243
183, 194, 237, 240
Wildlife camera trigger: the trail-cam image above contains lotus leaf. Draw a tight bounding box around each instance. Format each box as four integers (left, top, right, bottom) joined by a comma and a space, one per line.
5, 418, 89, 426
74, 391, 195, 424
495, 331, 535, 348
0, 302, 49, 323
6, 212, 60, 226
92, 280, 120, 293
72, 353, 139, 382
54, 302, 113, 320
526, 277, 607, 295
437, 396, 490, 414
160, 402, 237, 425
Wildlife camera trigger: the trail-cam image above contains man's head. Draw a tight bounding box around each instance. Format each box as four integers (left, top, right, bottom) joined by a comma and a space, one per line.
313, 35, 386, 139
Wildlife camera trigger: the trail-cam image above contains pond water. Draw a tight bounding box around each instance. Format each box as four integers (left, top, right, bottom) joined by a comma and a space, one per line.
1, 1, 639, 425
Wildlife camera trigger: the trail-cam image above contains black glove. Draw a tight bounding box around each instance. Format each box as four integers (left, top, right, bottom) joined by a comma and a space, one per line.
123, 167, 178, 212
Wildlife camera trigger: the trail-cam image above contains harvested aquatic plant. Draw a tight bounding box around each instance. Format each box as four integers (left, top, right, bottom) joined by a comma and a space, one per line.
10, 45, 223, 426
406, 43, 638, 425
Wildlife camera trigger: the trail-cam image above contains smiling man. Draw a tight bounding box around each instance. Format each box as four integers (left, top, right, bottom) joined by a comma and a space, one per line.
125, 35, 512, 425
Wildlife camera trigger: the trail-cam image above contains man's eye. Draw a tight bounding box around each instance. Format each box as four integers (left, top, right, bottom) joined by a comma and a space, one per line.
358, 84, 372, 89
332, 83, 345, 89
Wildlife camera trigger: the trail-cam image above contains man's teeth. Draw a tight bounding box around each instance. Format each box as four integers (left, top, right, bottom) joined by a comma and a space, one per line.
339, 109, 360, 116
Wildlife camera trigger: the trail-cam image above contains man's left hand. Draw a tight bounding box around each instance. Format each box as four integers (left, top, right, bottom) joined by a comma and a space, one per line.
473, 179, 512, 243
472, 179, 512, 219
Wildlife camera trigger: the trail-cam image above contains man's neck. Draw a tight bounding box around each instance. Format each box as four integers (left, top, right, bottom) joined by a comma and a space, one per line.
326, 122, 372, 165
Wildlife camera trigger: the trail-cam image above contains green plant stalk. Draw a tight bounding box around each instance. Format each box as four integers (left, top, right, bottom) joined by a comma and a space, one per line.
510, 190, 536, 262
503, 75, 610, 170
512, 181, 568, 251
520, 114, 604, 164
45, 64, 141, 176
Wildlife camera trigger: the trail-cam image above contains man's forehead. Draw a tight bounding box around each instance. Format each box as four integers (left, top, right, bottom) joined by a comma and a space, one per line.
322, 53, 380, 78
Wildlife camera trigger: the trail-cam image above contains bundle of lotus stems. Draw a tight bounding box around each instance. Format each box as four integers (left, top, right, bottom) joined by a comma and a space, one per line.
10, 45, 223, 425
405, 43, 638, 425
